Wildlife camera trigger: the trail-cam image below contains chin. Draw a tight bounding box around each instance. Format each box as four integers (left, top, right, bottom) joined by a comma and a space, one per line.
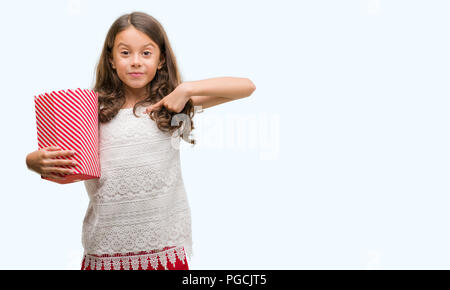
126, 82, 149, 89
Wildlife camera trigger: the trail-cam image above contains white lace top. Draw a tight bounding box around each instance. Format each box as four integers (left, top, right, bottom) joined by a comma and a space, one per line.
81, 105, 193, 270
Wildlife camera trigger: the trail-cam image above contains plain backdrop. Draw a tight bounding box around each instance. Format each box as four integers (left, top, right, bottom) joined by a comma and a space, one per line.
1, 0, 449, 269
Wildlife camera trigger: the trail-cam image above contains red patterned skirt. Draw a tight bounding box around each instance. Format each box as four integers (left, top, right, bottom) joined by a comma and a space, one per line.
81, 246, 189, 270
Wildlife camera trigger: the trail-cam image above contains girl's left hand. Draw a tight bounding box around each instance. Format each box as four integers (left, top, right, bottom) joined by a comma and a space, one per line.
145, 84, 191, 114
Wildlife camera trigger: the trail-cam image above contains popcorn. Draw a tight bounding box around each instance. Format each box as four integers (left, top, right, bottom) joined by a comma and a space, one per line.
34, 88, 101, 184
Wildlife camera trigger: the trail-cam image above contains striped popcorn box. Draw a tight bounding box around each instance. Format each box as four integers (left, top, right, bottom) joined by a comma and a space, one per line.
34, 88, 100, 184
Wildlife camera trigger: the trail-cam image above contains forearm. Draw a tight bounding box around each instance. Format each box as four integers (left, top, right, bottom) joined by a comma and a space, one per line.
183, 77, 256, 100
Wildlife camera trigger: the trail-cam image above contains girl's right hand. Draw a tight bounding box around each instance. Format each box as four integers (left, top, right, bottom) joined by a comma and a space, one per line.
26, 146, 77, 180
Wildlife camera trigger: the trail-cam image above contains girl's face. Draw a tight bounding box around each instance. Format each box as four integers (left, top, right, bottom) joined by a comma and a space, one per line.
109, 26, 164, 92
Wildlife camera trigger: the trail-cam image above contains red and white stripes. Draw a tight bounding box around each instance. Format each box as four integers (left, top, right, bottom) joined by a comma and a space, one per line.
34, 88, 100, 184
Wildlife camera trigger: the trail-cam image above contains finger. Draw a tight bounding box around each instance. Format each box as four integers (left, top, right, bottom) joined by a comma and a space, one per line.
151, 104, 163, 113
148, 100, 164, 111
49, 159, 78, 167
42, 173, 66, 180
45, 167, 75, 175
146, 104, 158, 113
46, 150, 76, 158
44, 146, 62, 151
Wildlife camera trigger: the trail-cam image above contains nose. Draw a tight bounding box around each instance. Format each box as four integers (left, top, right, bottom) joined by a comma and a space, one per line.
131, 53, 142, 67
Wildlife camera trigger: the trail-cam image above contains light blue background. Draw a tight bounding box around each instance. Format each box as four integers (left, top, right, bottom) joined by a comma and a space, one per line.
1, 0, 449, 269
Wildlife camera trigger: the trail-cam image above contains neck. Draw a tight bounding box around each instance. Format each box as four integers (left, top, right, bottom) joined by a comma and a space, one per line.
124, 86, 148, 103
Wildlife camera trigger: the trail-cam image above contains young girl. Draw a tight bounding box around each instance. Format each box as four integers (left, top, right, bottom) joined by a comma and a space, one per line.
25, 11, 255, 270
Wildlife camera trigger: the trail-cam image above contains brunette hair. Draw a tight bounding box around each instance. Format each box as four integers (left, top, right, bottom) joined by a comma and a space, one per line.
91, 11, 196, 144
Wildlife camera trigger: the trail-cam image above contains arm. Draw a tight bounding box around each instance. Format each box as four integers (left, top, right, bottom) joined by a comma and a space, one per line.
184, 77, 256, 110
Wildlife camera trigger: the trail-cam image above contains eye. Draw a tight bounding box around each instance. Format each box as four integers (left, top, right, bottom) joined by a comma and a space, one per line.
144, 51, 152, 56
121, 51, 129, 55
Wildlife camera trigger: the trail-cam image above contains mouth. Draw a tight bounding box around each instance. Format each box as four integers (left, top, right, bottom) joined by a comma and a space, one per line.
129, 73, 144, 77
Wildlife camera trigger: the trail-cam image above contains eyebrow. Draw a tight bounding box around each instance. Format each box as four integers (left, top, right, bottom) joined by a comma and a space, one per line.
117, 42, 155, 48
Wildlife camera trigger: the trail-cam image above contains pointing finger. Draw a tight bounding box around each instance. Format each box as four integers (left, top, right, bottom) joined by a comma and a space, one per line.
146, 102, 163, 113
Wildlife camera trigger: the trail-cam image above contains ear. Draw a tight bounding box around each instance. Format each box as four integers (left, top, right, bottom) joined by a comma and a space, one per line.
109, 58, 116, 70
158, 57, 165, 70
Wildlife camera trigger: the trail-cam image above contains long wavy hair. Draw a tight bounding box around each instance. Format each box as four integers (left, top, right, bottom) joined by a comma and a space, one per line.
91, 11, 196, 145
